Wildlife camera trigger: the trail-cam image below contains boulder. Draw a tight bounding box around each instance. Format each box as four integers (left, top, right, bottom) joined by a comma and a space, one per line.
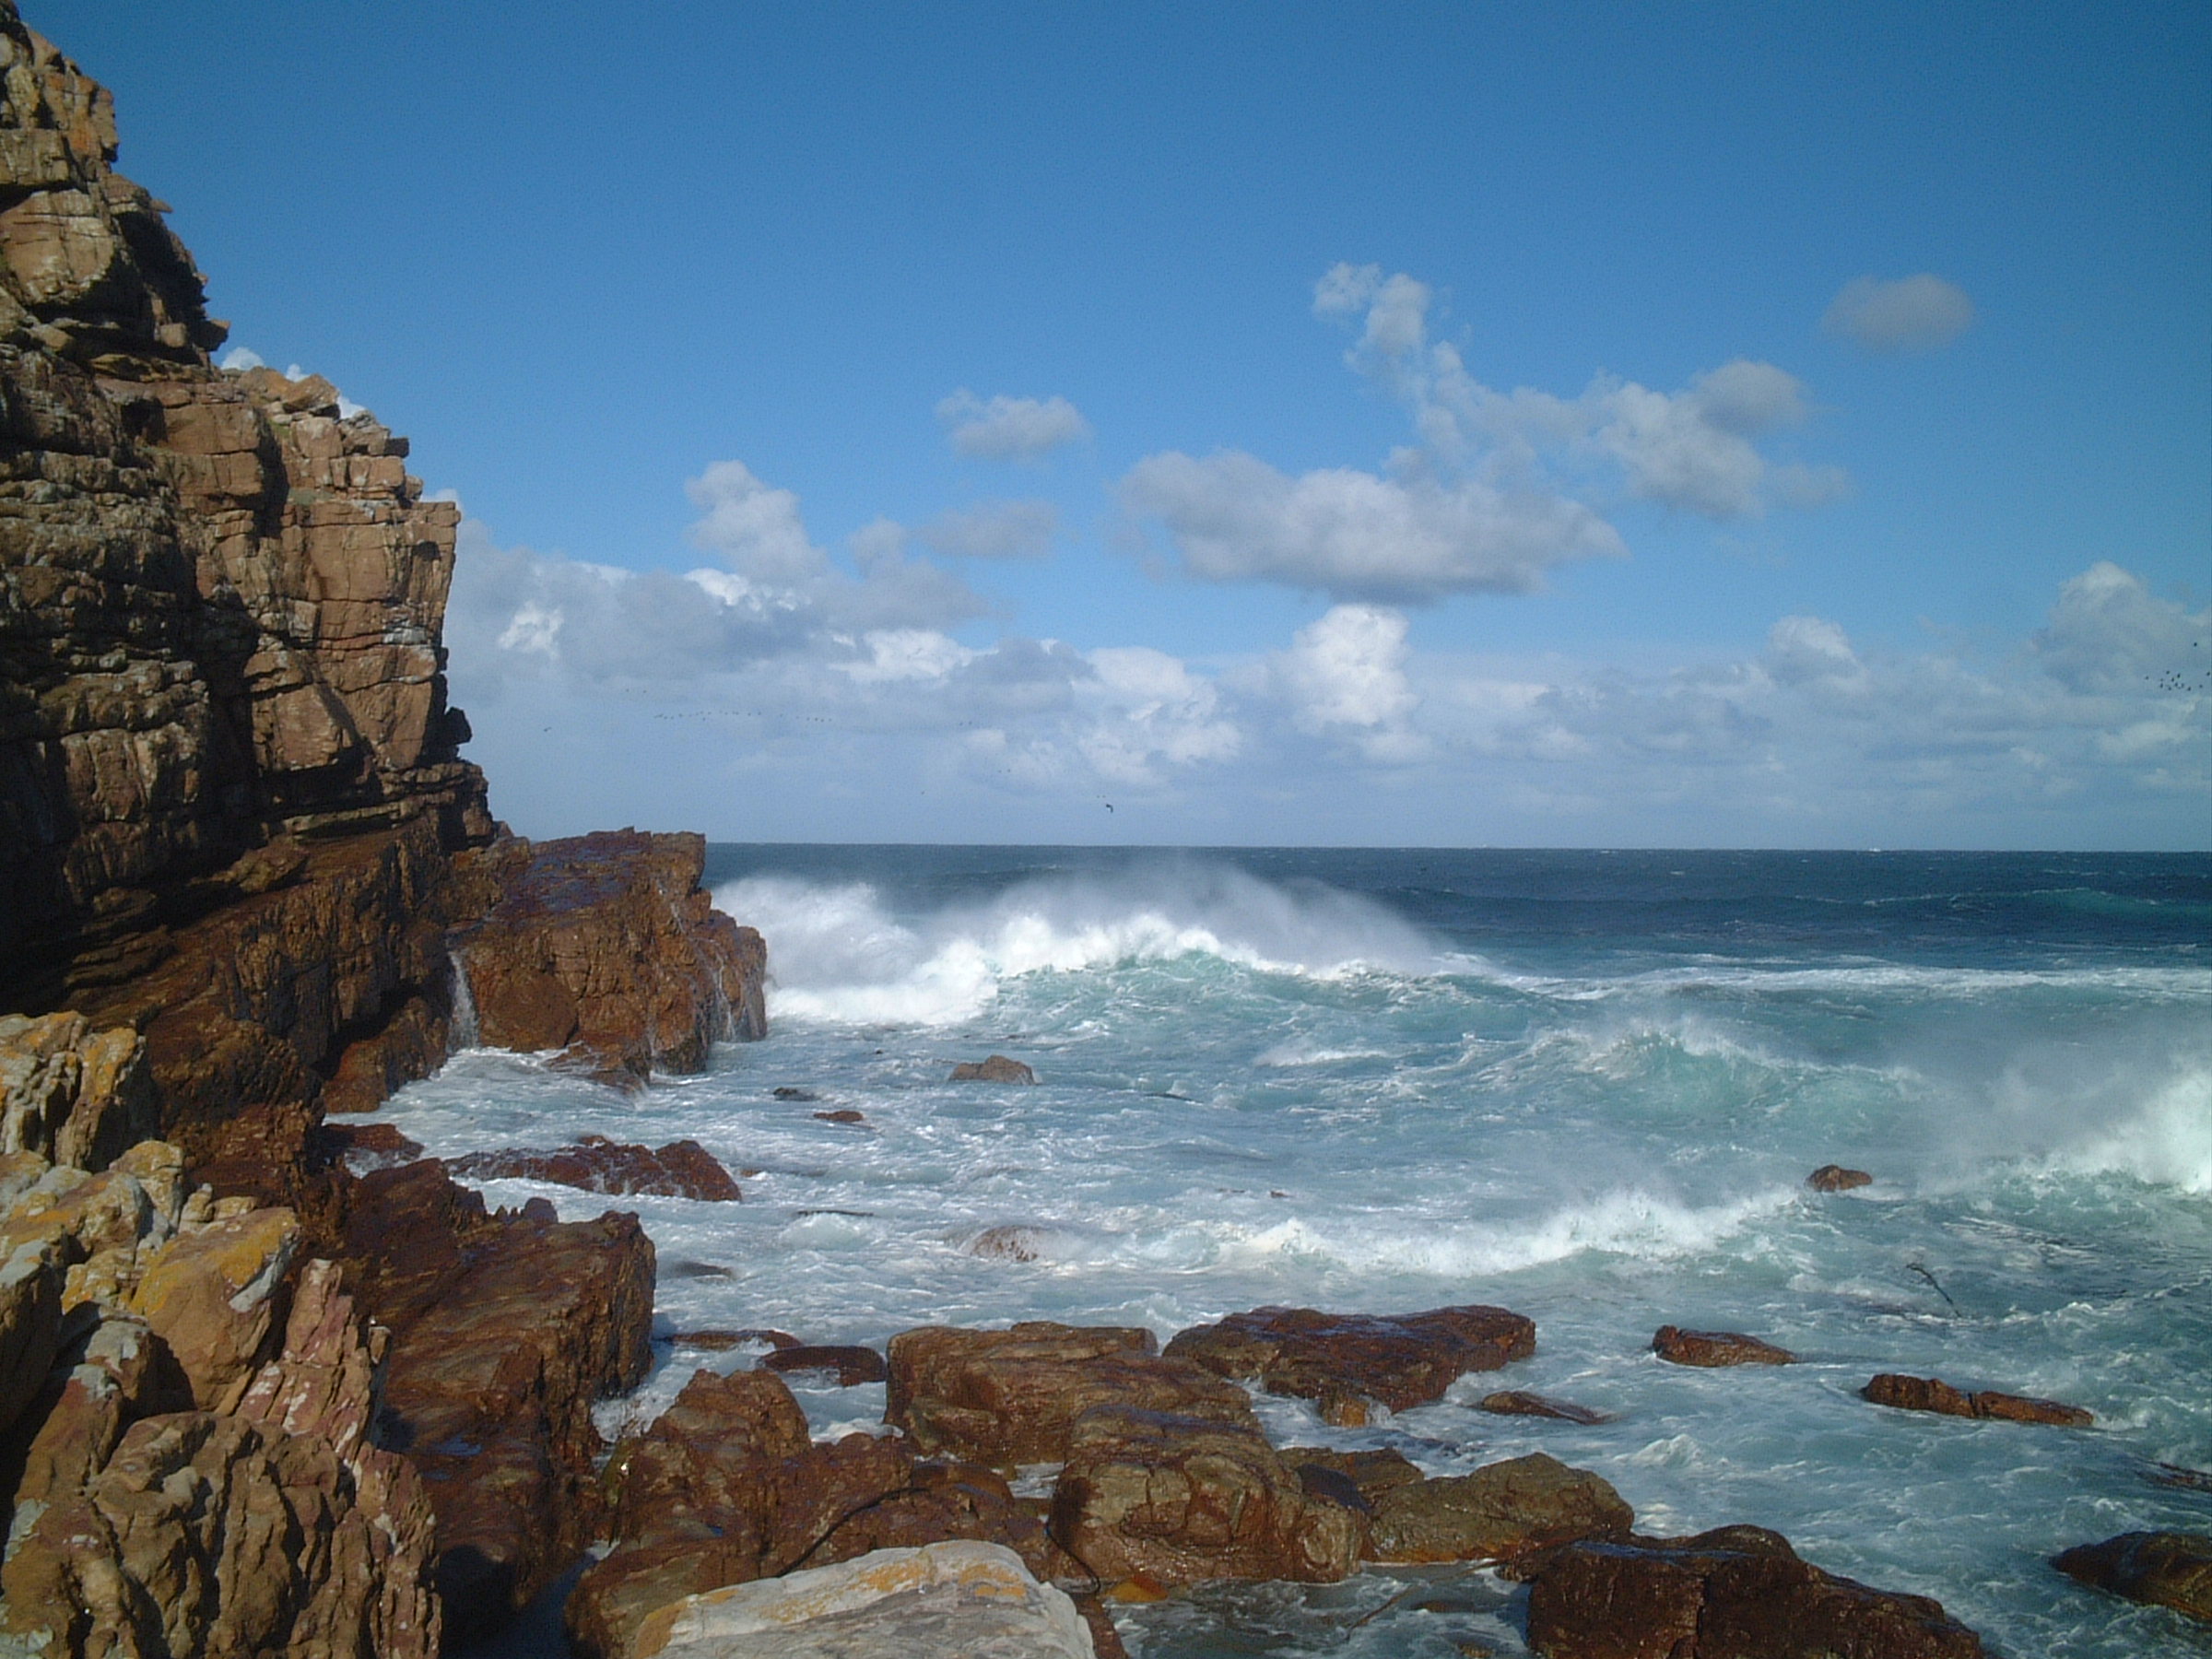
887, 1321, 1255, 1465
317, 1119, 426, 1169
1166, 1302, 1535, 1418
949, 1055, 1037, 1084
1807, 1164, 1873, 1192
1479, 1389, 1612, 1424
807, 1457, 1067, 1580
2053, 1530, 2211, 1622
1652, 1324, 1795, 1367
448, 1135, 743, 1201
813, 1108, 867, 1124
1863, 1372, 2093, 1428
629, 1541, 1095, 1659
1366, 1453, 1632, 1568
1525, 1524, 1986, 1657
1281, 1445, 1426, 1508
0, 1012, 157, 1172
1050, 1403, 1362, 1585
451, 830, 767, 1088
763, 1344, 889, 1385
966, 1223, 1049, 1262
124, 1205, 300, 1413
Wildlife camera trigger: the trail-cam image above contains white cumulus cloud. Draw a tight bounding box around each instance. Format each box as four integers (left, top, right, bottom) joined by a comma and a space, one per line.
936, 389, 1093, 459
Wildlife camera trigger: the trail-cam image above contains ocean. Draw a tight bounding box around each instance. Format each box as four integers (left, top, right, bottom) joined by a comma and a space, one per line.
394, 846, 2212, 1657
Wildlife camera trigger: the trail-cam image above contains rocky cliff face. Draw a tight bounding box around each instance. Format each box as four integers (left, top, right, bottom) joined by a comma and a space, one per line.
0, 9, 765, 1653
0, 7, 491, 1013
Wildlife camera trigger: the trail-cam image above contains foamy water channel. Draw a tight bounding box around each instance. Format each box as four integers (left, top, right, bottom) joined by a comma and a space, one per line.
391, 847, 2212, 1658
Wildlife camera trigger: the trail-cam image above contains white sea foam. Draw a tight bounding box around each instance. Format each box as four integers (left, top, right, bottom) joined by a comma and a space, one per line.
2046, 1063, 2212, 1194
716, 865, 1440, 1026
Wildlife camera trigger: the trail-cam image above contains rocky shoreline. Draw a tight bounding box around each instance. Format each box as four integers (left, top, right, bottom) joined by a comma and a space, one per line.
0, 6, 2201, 1654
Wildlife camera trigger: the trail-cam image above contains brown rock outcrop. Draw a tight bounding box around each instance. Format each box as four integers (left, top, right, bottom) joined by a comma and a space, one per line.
1524, 1524, 1987, 1657
1365, 1453, 1632, 1569
0, 1010, 155, 1170
886, 1321, 1256, 1465
449, 1134, 743, 1201
949, 1054, 1037, 1083
1863, 1372, 2094, 1428
2053, 1530, 2212, 1623
452, 830, 767, 1088
344, 1158, 655, 1640
1049, 1402, 1363, 1586
1653, 1324, 1796, 1367
1166, 1301, 1535, 1417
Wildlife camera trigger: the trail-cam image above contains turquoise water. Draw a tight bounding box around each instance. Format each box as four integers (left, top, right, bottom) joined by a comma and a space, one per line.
392, 848, 2212, 1656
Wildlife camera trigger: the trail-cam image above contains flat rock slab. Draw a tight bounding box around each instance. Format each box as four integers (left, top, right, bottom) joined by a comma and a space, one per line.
1527, 1525, 1986, 1658
1653, 1325, 1796, 1367
448, 1135, 742, 1201
2053, 1531, 2212, 1622
1366, 1452, 1632, 1568
633, 1542, 1094, 1659
887, 1322, 1255, 1465
1864, 1373, 2093, 1428
1165, 1303, 1535, 1415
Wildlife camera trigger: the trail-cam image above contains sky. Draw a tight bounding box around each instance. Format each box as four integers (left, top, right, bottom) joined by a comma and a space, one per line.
48, 1, 2210, 847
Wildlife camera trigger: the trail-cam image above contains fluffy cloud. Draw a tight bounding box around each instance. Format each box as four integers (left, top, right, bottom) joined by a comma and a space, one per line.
1268, 604, 1427, 762
918, 499, 1060, 559
1119, 451, 1620, 604
2032, 561, 2210, 693
1123, 265, 1843, 601
1822, 274, 1976, 352
936, 389, 1092, 459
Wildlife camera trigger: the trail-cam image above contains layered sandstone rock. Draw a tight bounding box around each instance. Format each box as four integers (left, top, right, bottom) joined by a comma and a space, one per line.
0, 1138, 438, 1659
1364, 1452, 1632, 1569
1165, 1302, 1535, 1419
886, 1321, 1255, 1466
0, 1010, 154, 1169
2053, 1530, 2212, 1623
344, 1157, 655, 1641
452, 829, 767, 1088
1524, 1525, 1987, 1658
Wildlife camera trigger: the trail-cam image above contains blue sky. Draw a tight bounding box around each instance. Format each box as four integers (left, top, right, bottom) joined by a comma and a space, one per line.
53, 1, 2209, 845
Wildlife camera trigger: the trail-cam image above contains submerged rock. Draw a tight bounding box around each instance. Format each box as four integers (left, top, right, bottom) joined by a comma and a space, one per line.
1165, 1302, 1536, 1417
629, 1541, 1096, 1659
1807, 1163, 1873, 1192
965, 1223, 1050, 1262
2053, 1530, 2212, 1623
1478, 1389, 1613, 1424
447, 1135, 743, 1201
762, 1343, 888, 1386
948, 1054, 1037, 1084
1864, 1372, 2094, 1428
1526, 1525, 1987, 1657
1652, 1324, 1796, 1367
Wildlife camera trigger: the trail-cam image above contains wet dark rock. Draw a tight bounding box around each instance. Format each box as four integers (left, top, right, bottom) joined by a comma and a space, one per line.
949, 1054, 1038, 1084
2147, 1462, 2212, 1493
1165, 1302, 1536, 1416
670, 1327, 799, 1352
966, 1223, 1048, 1262
1478, 1388, 1612, 1424
661, 1259, 735, 1280
1366, 1453, 1632, 1569
887, 1321, 1254, 1465
806, 1457, 1072, 1582
2053, 1531, 2212, 1622
1864, 1372, 2094, 1428
446, 1135, 741, 1202
762, 1344, 889, 1386
772, 1087, 820, 1101
1282, 1445, 1426, 1507
1526, 1524, 1987, 1657
812, 1108, 867, 1124
315, 1120, 424, 1170
1807, 1164, 1874, 1192
1652, 1324, 1796, 1367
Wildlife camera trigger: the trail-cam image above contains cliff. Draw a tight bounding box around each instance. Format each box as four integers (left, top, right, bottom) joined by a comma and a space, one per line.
0, 8, 765, 1653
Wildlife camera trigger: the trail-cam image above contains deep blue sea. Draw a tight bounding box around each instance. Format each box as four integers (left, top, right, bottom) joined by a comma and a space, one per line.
395, 847, 2212, 1657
